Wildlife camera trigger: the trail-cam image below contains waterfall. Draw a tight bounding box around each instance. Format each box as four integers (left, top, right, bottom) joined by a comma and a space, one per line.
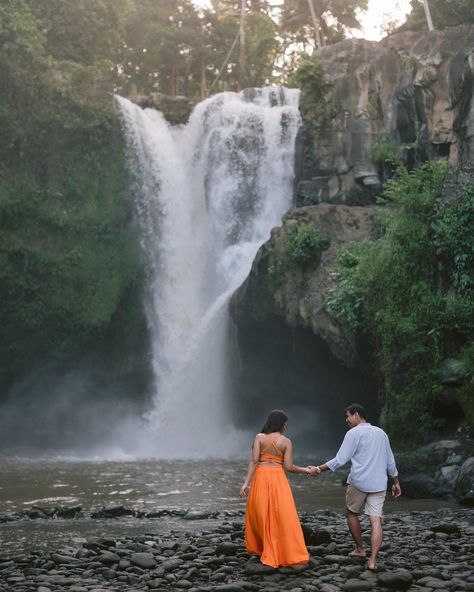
115, 87, 301, 458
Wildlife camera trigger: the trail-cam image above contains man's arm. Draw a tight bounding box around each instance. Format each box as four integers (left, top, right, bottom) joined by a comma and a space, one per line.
385, 435, 398, 478
309, 430, 358, 475
385, 434, 401, 498
391, 475, 401, 498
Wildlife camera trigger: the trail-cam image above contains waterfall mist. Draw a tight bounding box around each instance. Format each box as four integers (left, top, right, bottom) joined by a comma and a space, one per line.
116, 88, 301, 458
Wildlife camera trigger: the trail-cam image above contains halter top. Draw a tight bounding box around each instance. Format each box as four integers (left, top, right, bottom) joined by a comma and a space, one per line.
259, 434, 284, 464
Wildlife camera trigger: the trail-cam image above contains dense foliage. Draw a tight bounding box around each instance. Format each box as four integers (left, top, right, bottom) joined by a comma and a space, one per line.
0, 0, 142, 386
326, 161, 474, 442
406, 0, 474, 30
281, 0, 368, 47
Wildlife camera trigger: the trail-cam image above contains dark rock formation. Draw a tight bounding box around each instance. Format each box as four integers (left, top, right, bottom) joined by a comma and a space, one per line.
231, 204, 375, 367
296, 25, 474, 206
395, 436, 474, 502
230, 205, 377, 443
136, 92, 192, 124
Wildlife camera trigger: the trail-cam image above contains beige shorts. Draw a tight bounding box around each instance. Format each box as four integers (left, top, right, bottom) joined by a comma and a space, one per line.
346, 484, 386, 517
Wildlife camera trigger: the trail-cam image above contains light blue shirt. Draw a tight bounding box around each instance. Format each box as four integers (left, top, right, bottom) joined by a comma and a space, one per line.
325, 423, 398, 493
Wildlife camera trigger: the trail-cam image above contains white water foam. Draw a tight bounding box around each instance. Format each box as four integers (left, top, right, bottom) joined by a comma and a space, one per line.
115, 87, 301, 458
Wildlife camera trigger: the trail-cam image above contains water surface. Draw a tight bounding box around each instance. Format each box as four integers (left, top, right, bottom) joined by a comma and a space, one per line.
0, 458, 458, 554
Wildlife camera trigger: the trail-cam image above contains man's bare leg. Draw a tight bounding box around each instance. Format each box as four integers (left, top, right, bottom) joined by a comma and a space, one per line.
347, 510, 366, 557
367, 515, 383, 570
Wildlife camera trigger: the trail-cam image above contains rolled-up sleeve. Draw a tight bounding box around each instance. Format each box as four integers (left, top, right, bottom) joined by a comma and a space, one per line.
326, 431, 357, 471
385, 435, 398, 478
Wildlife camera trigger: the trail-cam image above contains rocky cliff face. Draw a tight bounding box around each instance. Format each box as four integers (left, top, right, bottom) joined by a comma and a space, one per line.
231, 26, 474, 424
296, 25, 474, 206
231, 204, 375, 366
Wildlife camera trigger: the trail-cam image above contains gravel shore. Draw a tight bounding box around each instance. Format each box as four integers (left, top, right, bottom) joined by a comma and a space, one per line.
0, 507, 473, 592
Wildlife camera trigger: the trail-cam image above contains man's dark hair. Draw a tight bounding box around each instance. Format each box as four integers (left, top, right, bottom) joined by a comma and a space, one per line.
345, 403, 366, 418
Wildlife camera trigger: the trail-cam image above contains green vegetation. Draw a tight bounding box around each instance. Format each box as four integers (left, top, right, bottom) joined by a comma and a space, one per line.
286, 223, 330, 264
371, 135, 398, 164
281, 0, 368, 48
265, 244, 285, 292
406, 0, 474, 30
0, 0, 142, 383
290, 56, 340, 127
326, 161, 474, 442
265, 223, 330, 292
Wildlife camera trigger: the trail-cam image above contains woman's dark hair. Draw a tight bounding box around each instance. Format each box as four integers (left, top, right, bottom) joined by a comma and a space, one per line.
345, 403, 366, 418
261, 409, 288, 434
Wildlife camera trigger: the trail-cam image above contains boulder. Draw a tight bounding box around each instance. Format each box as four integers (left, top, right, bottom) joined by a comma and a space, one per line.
136, 93, 192, 125
377, 569, 413, 589
231, 203, 376, 367
130, 552, 156, 569
454, 457, 474, 506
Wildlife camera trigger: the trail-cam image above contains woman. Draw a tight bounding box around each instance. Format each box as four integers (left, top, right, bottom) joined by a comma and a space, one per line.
240, 409, 310, 568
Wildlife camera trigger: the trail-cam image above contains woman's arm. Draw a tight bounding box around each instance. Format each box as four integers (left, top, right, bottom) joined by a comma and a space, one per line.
240, 435, 261, 498
283, 439, 311, 474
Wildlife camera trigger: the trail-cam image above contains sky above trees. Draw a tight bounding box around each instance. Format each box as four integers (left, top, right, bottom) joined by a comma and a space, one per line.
193, 0, 412, 40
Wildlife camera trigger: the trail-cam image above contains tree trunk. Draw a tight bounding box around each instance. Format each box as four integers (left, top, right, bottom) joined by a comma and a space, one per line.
422, 0, 435, 31
239, 0, 246, 90
306, 0, 322, 49
200, 59, 207, 100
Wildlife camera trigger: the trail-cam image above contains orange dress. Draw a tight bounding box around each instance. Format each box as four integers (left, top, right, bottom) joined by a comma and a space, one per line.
244, 435, 309, 568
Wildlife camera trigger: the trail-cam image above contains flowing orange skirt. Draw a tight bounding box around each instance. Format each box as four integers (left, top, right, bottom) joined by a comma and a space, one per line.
245, 465, 309, 568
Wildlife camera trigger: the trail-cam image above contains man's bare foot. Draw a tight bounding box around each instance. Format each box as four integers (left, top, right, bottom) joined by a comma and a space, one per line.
348, 549, 367, 558
367, 558, 377, 571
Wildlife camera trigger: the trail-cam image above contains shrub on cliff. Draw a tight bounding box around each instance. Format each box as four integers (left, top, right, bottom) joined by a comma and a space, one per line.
326, 161, 474, 442
286, 223, 330, 265
290, 55, 340, 127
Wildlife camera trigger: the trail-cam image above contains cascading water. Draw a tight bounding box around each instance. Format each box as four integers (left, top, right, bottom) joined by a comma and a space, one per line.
116, 87, 301, 458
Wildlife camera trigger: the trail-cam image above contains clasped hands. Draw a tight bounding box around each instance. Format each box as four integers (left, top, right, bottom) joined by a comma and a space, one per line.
305, 465, 320, 476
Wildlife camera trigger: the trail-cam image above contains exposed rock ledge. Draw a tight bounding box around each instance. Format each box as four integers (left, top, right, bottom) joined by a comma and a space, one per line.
296, 25, 474, 206
231, 203, 375, 367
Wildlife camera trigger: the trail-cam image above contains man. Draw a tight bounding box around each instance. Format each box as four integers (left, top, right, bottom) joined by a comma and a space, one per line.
309, 403, 401, 571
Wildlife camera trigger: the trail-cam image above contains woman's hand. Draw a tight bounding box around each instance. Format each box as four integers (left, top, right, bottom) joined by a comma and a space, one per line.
240, 483, 249, 498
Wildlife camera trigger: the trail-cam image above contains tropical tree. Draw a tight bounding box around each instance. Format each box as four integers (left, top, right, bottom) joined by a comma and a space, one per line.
405, 0, 474, 30
120, 0, 209, 97
281, 0, 368, 49
26, 0, 134, 66
207, 4, 278, 91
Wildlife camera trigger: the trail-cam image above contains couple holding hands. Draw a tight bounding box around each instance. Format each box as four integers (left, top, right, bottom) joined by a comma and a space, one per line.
240, 404, 401, 572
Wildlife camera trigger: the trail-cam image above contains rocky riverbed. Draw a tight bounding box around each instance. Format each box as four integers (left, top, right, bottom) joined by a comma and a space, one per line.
0, 507, 472, 592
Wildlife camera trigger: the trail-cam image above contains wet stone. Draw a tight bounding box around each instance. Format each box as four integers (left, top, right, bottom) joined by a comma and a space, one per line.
184, 510, 213, 520
342, 579, 375, 591
244, 561, 276, 575
175, 580, 193, 589
216, 542, 238, 557
319, 585, 342, 592
130, 552, 157, 569
98, 552, 120, 565
378, 569, 413, 589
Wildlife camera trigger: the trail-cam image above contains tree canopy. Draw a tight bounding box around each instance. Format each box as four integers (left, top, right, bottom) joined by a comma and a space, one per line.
405, 0, 474, 30
281, 0, 368, 49
0, 0, 377, 101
